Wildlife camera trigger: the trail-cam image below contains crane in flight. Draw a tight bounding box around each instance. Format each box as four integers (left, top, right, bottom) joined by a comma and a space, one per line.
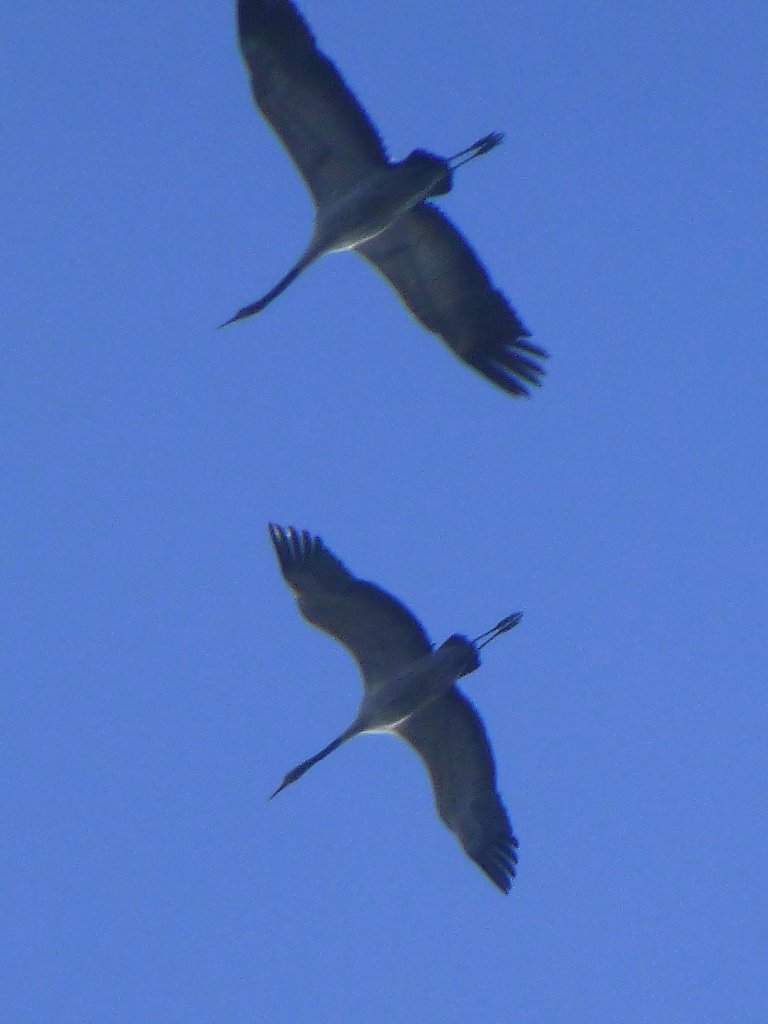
223, 0, 547, 398
268, 524, 522, 893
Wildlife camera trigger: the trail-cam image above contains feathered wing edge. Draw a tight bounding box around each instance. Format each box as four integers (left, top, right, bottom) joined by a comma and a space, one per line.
359, 203, 547, 398
397, 687, 518, 893
237, 0, 387, 205
268, 525, 432, 687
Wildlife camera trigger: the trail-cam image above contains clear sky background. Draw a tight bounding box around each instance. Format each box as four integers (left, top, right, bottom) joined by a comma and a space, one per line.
4, 2, 767, 1021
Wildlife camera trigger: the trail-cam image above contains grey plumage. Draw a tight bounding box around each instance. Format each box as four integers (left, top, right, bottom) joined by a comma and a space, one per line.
268, 524, 521, 894
225, 0, 546, 398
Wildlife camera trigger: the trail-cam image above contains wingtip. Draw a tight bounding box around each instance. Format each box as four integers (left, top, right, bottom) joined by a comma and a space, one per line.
269, 524, 326, 577
482, 838, 519, 894
469, 347, 547, 398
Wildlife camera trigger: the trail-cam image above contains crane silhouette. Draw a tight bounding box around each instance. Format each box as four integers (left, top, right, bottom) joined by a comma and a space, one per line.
224, 0, 547, 398
268, 524, 522, 893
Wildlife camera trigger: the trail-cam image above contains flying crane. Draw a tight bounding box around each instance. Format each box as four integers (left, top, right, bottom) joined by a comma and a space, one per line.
224, 0, 547, 398
268, 524, 522, 893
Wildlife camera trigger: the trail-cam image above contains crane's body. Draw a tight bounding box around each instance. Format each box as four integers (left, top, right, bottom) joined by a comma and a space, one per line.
355, 635, 479, 731
312, 151, 454, 254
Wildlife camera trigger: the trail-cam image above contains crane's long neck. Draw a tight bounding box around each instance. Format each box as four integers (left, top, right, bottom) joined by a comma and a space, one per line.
221, 247, 319, 327
269, 723, 359, 799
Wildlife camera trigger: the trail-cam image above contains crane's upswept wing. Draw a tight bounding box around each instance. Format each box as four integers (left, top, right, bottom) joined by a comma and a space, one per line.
397, 688, 518, 893
359, 203, 546, 397
269, 524, 431, 688
238, 0, 387, 205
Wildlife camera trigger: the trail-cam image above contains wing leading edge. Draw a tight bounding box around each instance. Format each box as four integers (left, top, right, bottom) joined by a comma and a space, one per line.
360, 203, 546, 397
397, 687, 518, 893
238, 0, 387, 205
269, 524, 431, 688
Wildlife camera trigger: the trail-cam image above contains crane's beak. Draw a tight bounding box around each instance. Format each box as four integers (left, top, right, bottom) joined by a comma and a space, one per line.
473, 611, 523, 649
448, 132, 504, 169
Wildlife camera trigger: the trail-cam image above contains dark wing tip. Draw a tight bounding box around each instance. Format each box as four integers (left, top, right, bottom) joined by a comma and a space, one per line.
465, 302, 548, 397
467, 341, 548, 397
268, 524, 353, 594
473, 832, 519, 894
447, 275, 546, 397
268, 523, 319, 575
464, 356, 534, 398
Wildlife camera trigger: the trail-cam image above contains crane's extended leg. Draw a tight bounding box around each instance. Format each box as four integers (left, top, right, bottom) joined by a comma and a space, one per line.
448, 132, 504, 169
473, 611, 523, 650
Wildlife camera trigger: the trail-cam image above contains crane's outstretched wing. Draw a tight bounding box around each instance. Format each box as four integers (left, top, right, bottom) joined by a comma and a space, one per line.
269, 525, 431, 688
397, 687, 518, 893
358, 203, 546, 397
238, 0, 387, 205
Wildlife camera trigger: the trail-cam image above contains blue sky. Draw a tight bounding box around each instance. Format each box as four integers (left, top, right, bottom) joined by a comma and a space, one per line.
4, 1, 767, 1021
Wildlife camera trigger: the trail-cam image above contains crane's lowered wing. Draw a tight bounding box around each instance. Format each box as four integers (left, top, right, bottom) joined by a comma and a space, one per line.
397, 687, 518, 893
359, 203, 546, 397
238, 0, 387, 205
269, 524, 431, 688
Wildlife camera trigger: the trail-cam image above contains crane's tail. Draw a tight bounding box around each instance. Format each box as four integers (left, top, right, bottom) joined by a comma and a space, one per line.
269, 724, 359, 799
220, 250, 317, 327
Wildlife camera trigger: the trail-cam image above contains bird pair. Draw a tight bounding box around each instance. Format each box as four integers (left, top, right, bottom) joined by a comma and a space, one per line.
228, 0, 542, 892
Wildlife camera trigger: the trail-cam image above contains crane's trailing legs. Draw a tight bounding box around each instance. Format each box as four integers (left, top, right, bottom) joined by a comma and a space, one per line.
474, 611, 523, 649
447, 131, 504, 170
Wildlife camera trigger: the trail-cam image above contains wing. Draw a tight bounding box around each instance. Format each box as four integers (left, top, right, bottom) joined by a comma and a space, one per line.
237, 0, 388, 205
269, 525, 431, 688
358, 203, 547, 397
397, 687, 518, 893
